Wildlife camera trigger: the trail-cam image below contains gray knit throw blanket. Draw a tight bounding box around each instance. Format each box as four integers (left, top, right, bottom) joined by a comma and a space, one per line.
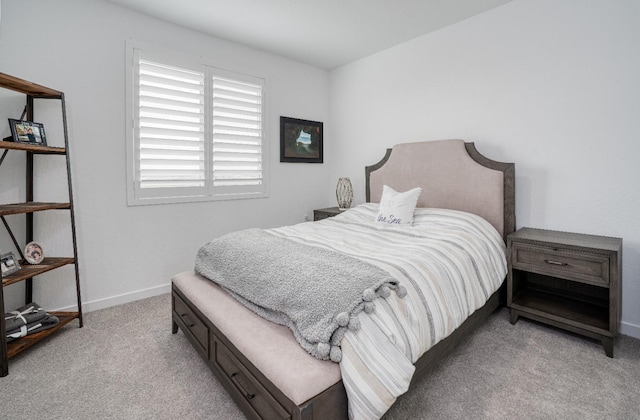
194, 228, 407, 362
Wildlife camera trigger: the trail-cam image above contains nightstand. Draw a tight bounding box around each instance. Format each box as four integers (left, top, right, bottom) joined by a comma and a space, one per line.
507, 228, 622, 357
313, 207, 342, 221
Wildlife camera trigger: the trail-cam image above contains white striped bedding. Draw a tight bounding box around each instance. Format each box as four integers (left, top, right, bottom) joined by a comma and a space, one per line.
270, 203, 507, 419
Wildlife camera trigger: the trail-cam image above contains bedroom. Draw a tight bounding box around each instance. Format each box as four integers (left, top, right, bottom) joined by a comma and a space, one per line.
0, 0, 638, 418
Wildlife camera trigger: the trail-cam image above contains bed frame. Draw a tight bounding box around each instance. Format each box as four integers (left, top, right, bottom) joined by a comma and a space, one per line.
172, 139, 515, 419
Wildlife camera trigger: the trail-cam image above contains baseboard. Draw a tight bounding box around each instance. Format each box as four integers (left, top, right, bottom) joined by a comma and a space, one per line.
620, 321, 640, 339
53, 284, 640, 340
54, 283, 171, 313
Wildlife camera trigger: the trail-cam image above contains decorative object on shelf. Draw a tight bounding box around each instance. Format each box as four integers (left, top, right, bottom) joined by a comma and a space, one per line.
336, 177, 353, 210
8, 119, 47, 145
4, 302, 59, 342
280, 116, 323, 163
0, 252, 21, 276
24, 241, 44, 265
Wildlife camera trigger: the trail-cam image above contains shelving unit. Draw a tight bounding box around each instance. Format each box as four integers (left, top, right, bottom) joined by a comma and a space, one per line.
0, 72, 82, 376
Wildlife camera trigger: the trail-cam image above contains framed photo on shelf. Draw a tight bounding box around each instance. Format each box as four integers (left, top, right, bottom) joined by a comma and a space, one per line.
1, 252, 21, 276
24, 241, 44, 265
280, 116, 323, 163
8, 118, 47, 145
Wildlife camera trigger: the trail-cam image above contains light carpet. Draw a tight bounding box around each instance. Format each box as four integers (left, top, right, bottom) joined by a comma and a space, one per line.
1, 293, 639, 419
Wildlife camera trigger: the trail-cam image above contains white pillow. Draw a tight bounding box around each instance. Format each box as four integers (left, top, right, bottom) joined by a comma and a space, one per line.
375, 185, 422, 226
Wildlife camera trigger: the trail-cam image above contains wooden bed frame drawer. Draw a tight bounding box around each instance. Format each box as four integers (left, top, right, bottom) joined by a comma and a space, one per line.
173, 293, 209, 355
511, 243, 609, 286
213, 337, 291, 420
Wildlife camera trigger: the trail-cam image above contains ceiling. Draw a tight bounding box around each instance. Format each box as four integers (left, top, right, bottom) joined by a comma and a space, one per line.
107, 0, 513, 69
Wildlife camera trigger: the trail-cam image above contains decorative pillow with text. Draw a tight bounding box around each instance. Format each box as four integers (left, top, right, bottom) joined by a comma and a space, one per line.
375, 185, 422, 226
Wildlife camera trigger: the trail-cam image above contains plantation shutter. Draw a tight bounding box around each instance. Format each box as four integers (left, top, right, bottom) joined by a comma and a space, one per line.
211, 70, 264, 194
135, 52, 206, 198
128, 45, 268, 205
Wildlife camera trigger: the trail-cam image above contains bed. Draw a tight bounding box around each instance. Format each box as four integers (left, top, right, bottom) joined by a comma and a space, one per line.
171, 139, 515, 420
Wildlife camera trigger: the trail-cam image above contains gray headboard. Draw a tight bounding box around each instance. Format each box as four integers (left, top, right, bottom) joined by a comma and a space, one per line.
365, 139, 515, 241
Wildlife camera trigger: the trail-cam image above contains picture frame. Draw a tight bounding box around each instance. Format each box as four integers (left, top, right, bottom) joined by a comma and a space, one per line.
24, 241, 44, 265
1, 252, 21, 276
280, 116, 323, 163
8, 118, 47, 145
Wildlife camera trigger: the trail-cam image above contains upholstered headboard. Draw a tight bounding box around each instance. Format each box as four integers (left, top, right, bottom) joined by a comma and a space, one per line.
366, 139, 515, 241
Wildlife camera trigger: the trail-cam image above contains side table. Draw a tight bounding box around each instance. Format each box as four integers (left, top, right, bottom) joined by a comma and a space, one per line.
507, 227, 622, 357
313, 207, 342, 221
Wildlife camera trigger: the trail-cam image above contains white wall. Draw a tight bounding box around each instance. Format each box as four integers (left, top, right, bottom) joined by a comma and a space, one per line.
0, 0, 331, 312
328, 0, 640, 337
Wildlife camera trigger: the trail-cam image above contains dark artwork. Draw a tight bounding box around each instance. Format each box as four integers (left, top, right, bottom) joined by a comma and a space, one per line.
280, 116, 323, 163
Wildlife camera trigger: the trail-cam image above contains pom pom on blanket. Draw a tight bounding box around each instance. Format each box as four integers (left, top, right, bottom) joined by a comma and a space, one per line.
348, 316, 361, 331
362, 288, 377, 302
396, 285, 408, 298
336, 312, 350, 327
379, 285, 391, 298
317, 342, 331, 357
364, 301, 376, 314
330, 346, 342, 363
332, 327, 347, 345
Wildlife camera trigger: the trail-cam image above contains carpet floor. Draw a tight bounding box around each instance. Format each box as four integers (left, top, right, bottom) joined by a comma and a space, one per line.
1, 293, 639, 419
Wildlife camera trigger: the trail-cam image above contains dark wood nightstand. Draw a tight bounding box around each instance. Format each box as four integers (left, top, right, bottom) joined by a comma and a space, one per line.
313, 207, 342, 221
507, 228, 622, 357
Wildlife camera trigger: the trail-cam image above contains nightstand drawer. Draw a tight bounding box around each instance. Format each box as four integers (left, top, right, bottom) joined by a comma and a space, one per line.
511, 244, 609, 286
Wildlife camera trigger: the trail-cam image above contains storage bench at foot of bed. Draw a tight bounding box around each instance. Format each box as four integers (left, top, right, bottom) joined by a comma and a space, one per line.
171, 270, 503, 420
171, 272, 347, 420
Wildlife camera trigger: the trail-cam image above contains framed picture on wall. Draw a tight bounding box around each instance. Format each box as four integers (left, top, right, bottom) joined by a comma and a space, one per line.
280, 116, 323, 163
8, 119, 47, 145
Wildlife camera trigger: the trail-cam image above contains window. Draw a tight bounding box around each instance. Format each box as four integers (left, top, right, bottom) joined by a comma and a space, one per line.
126, 45, 267, 205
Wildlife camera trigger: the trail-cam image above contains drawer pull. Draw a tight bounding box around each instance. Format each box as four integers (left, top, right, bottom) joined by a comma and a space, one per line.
180, 313, 195, 327
544, 259, 568, 266
230, 372, 256, 400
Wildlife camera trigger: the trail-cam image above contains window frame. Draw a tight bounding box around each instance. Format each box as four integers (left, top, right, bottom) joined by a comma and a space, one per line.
125, 41, 269, 206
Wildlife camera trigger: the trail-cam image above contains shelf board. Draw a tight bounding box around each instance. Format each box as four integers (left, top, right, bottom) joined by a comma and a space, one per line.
6, 311, 79, 358
0, 140, 66, 155
0, 73, 63, 98
512, 289, 609, 332
0, 202, 71, 216
2, 257, 75, 287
